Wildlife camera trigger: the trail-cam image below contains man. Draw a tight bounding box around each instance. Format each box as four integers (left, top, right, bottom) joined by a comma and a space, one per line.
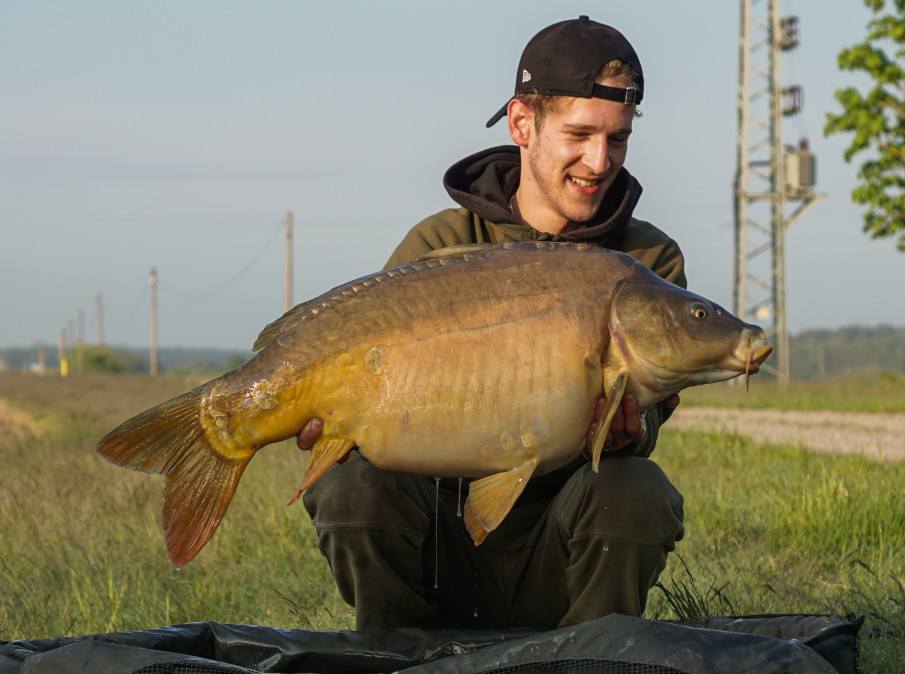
298, 16, 685, 630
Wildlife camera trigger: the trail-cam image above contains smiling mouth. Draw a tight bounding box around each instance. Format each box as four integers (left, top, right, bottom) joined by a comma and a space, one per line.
570, 177, 599, 188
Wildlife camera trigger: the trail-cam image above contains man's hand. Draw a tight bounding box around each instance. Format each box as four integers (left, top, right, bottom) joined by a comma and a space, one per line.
296, 418, 358, 464
586, 393, 680, 454
296, 418, 324, 451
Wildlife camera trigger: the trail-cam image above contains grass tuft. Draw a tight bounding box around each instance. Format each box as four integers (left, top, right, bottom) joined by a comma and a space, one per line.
654, 554, 734, 620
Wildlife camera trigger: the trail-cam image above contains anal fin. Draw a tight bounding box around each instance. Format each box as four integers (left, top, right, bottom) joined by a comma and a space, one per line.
590, 371, 628, 473
463, 458, 538, 545
288, 437, 356, 505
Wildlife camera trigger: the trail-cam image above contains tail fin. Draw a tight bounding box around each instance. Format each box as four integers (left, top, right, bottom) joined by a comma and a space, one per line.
96, 385, 252, 569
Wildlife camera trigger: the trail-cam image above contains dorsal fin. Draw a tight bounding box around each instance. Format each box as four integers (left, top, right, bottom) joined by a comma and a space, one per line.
252, 245, 498, 352
252, 296, 327, 352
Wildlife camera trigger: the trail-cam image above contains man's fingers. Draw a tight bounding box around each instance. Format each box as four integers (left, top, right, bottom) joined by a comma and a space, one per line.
296, 418, 324, 451
621, 394, 640, 436
595, 396, 608, 419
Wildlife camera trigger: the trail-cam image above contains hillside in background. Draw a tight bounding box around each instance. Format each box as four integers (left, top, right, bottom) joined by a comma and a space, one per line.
0, 345, 252, 376
788, 324, 905, 380
1, 324, 904, 380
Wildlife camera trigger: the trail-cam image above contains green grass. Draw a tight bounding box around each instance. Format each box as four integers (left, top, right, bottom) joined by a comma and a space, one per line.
680, 371, 905, 413
0, 428, 351, 637
1, 371, 902, 669
648, 427, 905, 670
0, 373, 352, 637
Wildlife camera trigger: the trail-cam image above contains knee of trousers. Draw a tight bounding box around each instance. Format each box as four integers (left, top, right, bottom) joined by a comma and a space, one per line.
559, 456, 685, 545
302, 454, 432, 535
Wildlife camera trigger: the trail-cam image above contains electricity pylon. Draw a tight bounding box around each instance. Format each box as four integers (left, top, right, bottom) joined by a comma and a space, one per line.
733, 0, 824, 382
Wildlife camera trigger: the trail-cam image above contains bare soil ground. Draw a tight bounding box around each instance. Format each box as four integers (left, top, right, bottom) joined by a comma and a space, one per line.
669, 406, 905, 461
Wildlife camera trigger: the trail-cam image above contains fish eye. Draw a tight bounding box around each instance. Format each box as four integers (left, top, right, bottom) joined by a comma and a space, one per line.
691, 305, 708, 319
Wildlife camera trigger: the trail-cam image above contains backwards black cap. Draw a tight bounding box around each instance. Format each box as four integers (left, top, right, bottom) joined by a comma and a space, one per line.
486, 15, 644, 128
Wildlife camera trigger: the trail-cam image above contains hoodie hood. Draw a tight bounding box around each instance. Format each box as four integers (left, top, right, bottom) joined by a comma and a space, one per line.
442, 145, 643, 246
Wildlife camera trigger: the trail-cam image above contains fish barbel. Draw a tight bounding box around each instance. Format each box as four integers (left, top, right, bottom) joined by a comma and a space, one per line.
97, 242, 772, 567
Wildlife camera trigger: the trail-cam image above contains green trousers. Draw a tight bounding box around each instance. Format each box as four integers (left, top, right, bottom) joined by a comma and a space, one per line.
303, 453, 684, 630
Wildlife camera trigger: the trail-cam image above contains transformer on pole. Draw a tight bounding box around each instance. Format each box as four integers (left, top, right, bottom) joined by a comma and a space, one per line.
733, 0, 824, 382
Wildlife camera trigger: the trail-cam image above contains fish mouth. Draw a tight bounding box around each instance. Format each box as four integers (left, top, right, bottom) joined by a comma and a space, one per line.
745, 345, 773, 374
740, 336, 773, 389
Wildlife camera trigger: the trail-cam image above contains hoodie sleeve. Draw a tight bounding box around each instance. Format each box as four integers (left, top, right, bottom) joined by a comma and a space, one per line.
631, 399, 676, 458
384, 208, 485, 269
619, 218, 687, 289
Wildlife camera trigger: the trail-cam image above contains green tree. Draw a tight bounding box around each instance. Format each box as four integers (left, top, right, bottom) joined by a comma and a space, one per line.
66, 345, 147, 373
825, 0, 905, 252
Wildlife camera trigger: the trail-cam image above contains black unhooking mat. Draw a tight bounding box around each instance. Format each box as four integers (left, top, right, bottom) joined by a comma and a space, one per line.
0, 613, 862, 674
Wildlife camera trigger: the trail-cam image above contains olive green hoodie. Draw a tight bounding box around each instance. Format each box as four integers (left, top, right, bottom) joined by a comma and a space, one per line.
384, 145, 686, 462
386, 145, 686, 290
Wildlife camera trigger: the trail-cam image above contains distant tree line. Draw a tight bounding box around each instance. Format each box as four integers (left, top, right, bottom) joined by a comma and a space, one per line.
0, 345, 250, 376
788, 324, 905, 380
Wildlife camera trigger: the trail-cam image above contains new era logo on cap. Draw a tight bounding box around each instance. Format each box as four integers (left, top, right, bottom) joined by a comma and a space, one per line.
521, 69, 532, 83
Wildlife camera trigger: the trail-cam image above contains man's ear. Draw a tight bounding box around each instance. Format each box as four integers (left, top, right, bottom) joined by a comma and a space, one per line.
507, 98, 533, 148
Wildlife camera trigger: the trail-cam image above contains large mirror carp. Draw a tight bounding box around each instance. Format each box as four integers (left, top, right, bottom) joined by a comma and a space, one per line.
97, 242, 772, 568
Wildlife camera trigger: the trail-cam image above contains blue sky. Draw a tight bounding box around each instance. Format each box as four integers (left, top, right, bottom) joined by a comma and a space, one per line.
2, 1, 903, 351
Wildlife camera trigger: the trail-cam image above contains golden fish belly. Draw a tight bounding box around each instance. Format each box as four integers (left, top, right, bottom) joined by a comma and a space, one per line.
309, 306, 604, 478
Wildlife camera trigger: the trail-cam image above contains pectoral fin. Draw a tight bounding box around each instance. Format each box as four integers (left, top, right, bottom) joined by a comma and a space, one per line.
288, 437, 356, 505
463, 458, 538, 545
590, 371, 628, 473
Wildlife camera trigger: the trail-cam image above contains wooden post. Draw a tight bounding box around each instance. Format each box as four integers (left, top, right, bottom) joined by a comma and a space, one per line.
96, 292, 105, 346
59, 330, 67, 378
149, 268, 158, 376
285, 210, 293, 313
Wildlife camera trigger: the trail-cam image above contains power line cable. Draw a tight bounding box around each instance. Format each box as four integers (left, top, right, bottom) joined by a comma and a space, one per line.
111, 282, 149, 328
159, 220, 284, 300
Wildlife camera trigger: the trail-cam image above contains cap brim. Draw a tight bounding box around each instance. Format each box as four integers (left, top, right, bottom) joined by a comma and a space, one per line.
485, 98, 513, 128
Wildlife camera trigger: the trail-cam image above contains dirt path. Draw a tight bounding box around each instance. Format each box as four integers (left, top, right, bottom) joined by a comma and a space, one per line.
669, 406, 905, 461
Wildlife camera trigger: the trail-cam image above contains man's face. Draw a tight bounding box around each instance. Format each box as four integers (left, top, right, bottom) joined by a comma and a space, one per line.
515, 81, 636, 234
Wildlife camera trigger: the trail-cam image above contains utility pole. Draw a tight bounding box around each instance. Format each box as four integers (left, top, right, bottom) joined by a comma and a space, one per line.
733, 1, 823, 382
285, 210, 294, 313
96, 292, 105, 346
149, 268, 158, 376
59, 330, 68, 377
